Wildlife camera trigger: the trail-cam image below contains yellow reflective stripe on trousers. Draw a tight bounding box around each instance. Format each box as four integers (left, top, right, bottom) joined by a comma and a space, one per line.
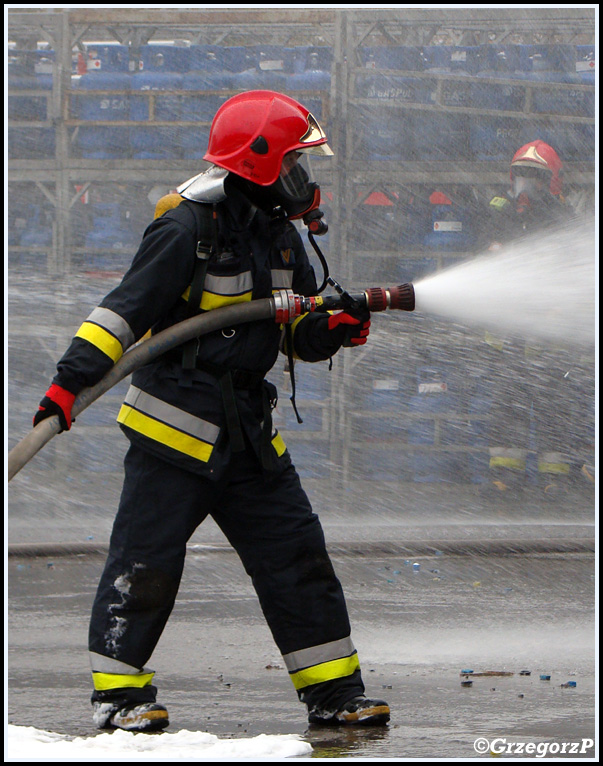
489, 456, 526, 470
92, 670, 155, 691
117, 404, 214, 462
289, 653, 361, 691
75, 321, 124, 363
538, 461, 570, 475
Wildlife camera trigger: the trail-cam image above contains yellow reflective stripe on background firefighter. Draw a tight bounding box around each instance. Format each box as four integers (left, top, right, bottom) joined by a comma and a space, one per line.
75, 307, 136, 363
489, 447, 527, 471
538, 452, 571, 475
282, 636, 360, 690
117, 385, 220, 463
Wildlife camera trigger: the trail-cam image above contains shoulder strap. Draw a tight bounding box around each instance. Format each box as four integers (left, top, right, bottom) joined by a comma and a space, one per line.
180, 201, 220, 374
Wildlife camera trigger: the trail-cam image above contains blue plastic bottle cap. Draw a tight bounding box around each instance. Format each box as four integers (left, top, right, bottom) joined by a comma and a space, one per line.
461, 669, 474, 674
540, 674, 551, 681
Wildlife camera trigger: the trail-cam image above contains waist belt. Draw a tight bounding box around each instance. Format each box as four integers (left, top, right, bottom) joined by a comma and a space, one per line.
190, 360, 275, 470
194, 360, 265, 390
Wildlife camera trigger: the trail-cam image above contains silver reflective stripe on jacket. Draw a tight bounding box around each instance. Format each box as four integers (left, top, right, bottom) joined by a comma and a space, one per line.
204, 271, 254, 297
271, 269, 294, 290
74, 307, 136, 363
88, 307, 136, 349
117, 385, 220, 463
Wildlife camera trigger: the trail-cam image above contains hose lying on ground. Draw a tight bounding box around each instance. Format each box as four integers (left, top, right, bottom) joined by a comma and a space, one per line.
8, 298, 275, 482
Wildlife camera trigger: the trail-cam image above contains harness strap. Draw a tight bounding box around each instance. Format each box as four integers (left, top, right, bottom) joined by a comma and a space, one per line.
285, 324, 303, 424
218, 370, 246, 454
180, 204, 219, 386
195, 360, 274, 469
181, 239, 212, 372
260, 387, 276, 471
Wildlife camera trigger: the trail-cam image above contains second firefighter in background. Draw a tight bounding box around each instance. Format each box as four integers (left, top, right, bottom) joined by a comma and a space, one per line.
481, 139, 593, 495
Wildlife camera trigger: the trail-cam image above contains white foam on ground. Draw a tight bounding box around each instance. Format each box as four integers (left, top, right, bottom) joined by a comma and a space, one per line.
7, 724, 313, 761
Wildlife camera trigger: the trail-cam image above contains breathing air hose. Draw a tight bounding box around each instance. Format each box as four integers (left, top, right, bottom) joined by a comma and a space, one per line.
8, 284, 415, 482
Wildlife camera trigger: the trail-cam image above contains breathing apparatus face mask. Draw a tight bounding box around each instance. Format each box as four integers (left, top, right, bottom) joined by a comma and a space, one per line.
511, 167, 551, 203
269, 151, 321, 221
227, 149, 326, 223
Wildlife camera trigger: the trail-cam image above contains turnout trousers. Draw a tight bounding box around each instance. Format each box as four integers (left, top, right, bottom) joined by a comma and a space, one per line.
89, 442, 365, 715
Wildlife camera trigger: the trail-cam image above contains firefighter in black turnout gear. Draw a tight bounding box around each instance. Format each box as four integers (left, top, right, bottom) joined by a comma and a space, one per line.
33, 90, 389, 732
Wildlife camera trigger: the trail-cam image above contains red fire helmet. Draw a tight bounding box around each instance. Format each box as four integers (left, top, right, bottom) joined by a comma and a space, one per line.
203, 90, 333, 187
510, 140, 563, 196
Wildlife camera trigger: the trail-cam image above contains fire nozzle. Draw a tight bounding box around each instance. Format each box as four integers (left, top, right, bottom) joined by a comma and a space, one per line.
362, 283, 415, 312
272, 283, 415, 323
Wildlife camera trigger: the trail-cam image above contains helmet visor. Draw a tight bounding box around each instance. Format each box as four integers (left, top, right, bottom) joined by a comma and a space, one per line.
279, 152, 313, 198
274, 151, 321, 219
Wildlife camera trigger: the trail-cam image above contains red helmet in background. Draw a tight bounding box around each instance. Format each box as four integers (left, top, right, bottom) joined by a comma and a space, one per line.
510, 140, 563, 196
204, 90, 333, 186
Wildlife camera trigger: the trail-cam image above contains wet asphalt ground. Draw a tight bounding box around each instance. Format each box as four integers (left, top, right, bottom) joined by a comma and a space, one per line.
7, 477, 597, 760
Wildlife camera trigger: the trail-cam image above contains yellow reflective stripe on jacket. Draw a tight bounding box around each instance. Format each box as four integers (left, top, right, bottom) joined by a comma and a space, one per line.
74, 307, 135, 363
92, 670, 155, 691
182, 271, 254, 311
75, 322, 124, 363
200, 290, 252, 311
117, 405, 215, 463
272, 431, 287, 457
117, 385, 219, 463
289, 653, 361, 691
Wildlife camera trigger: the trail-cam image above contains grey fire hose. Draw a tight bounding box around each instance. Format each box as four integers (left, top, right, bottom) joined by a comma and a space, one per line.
8, 298, 275, 482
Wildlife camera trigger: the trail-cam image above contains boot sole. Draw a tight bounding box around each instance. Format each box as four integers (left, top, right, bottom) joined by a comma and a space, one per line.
338, 704, 390, 726
110, 710, 170, 732
309, 704, 390, 727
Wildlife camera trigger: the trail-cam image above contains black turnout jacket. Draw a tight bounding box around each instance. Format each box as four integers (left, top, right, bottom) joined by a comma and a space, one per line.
52, 187, 343, 479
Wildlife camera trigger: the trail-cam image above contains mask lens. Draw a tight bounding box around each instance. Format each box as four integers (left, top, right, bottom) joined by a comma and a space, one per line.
512, 175, 547, 200
272, 152, 320, 220
280, 153, 312, 201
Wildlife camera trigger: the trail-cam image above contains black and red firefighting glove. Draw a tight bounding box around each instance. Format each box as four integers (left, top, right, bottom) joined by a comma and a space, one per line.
33, 383, 77, 432
327, 309, 371, 347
